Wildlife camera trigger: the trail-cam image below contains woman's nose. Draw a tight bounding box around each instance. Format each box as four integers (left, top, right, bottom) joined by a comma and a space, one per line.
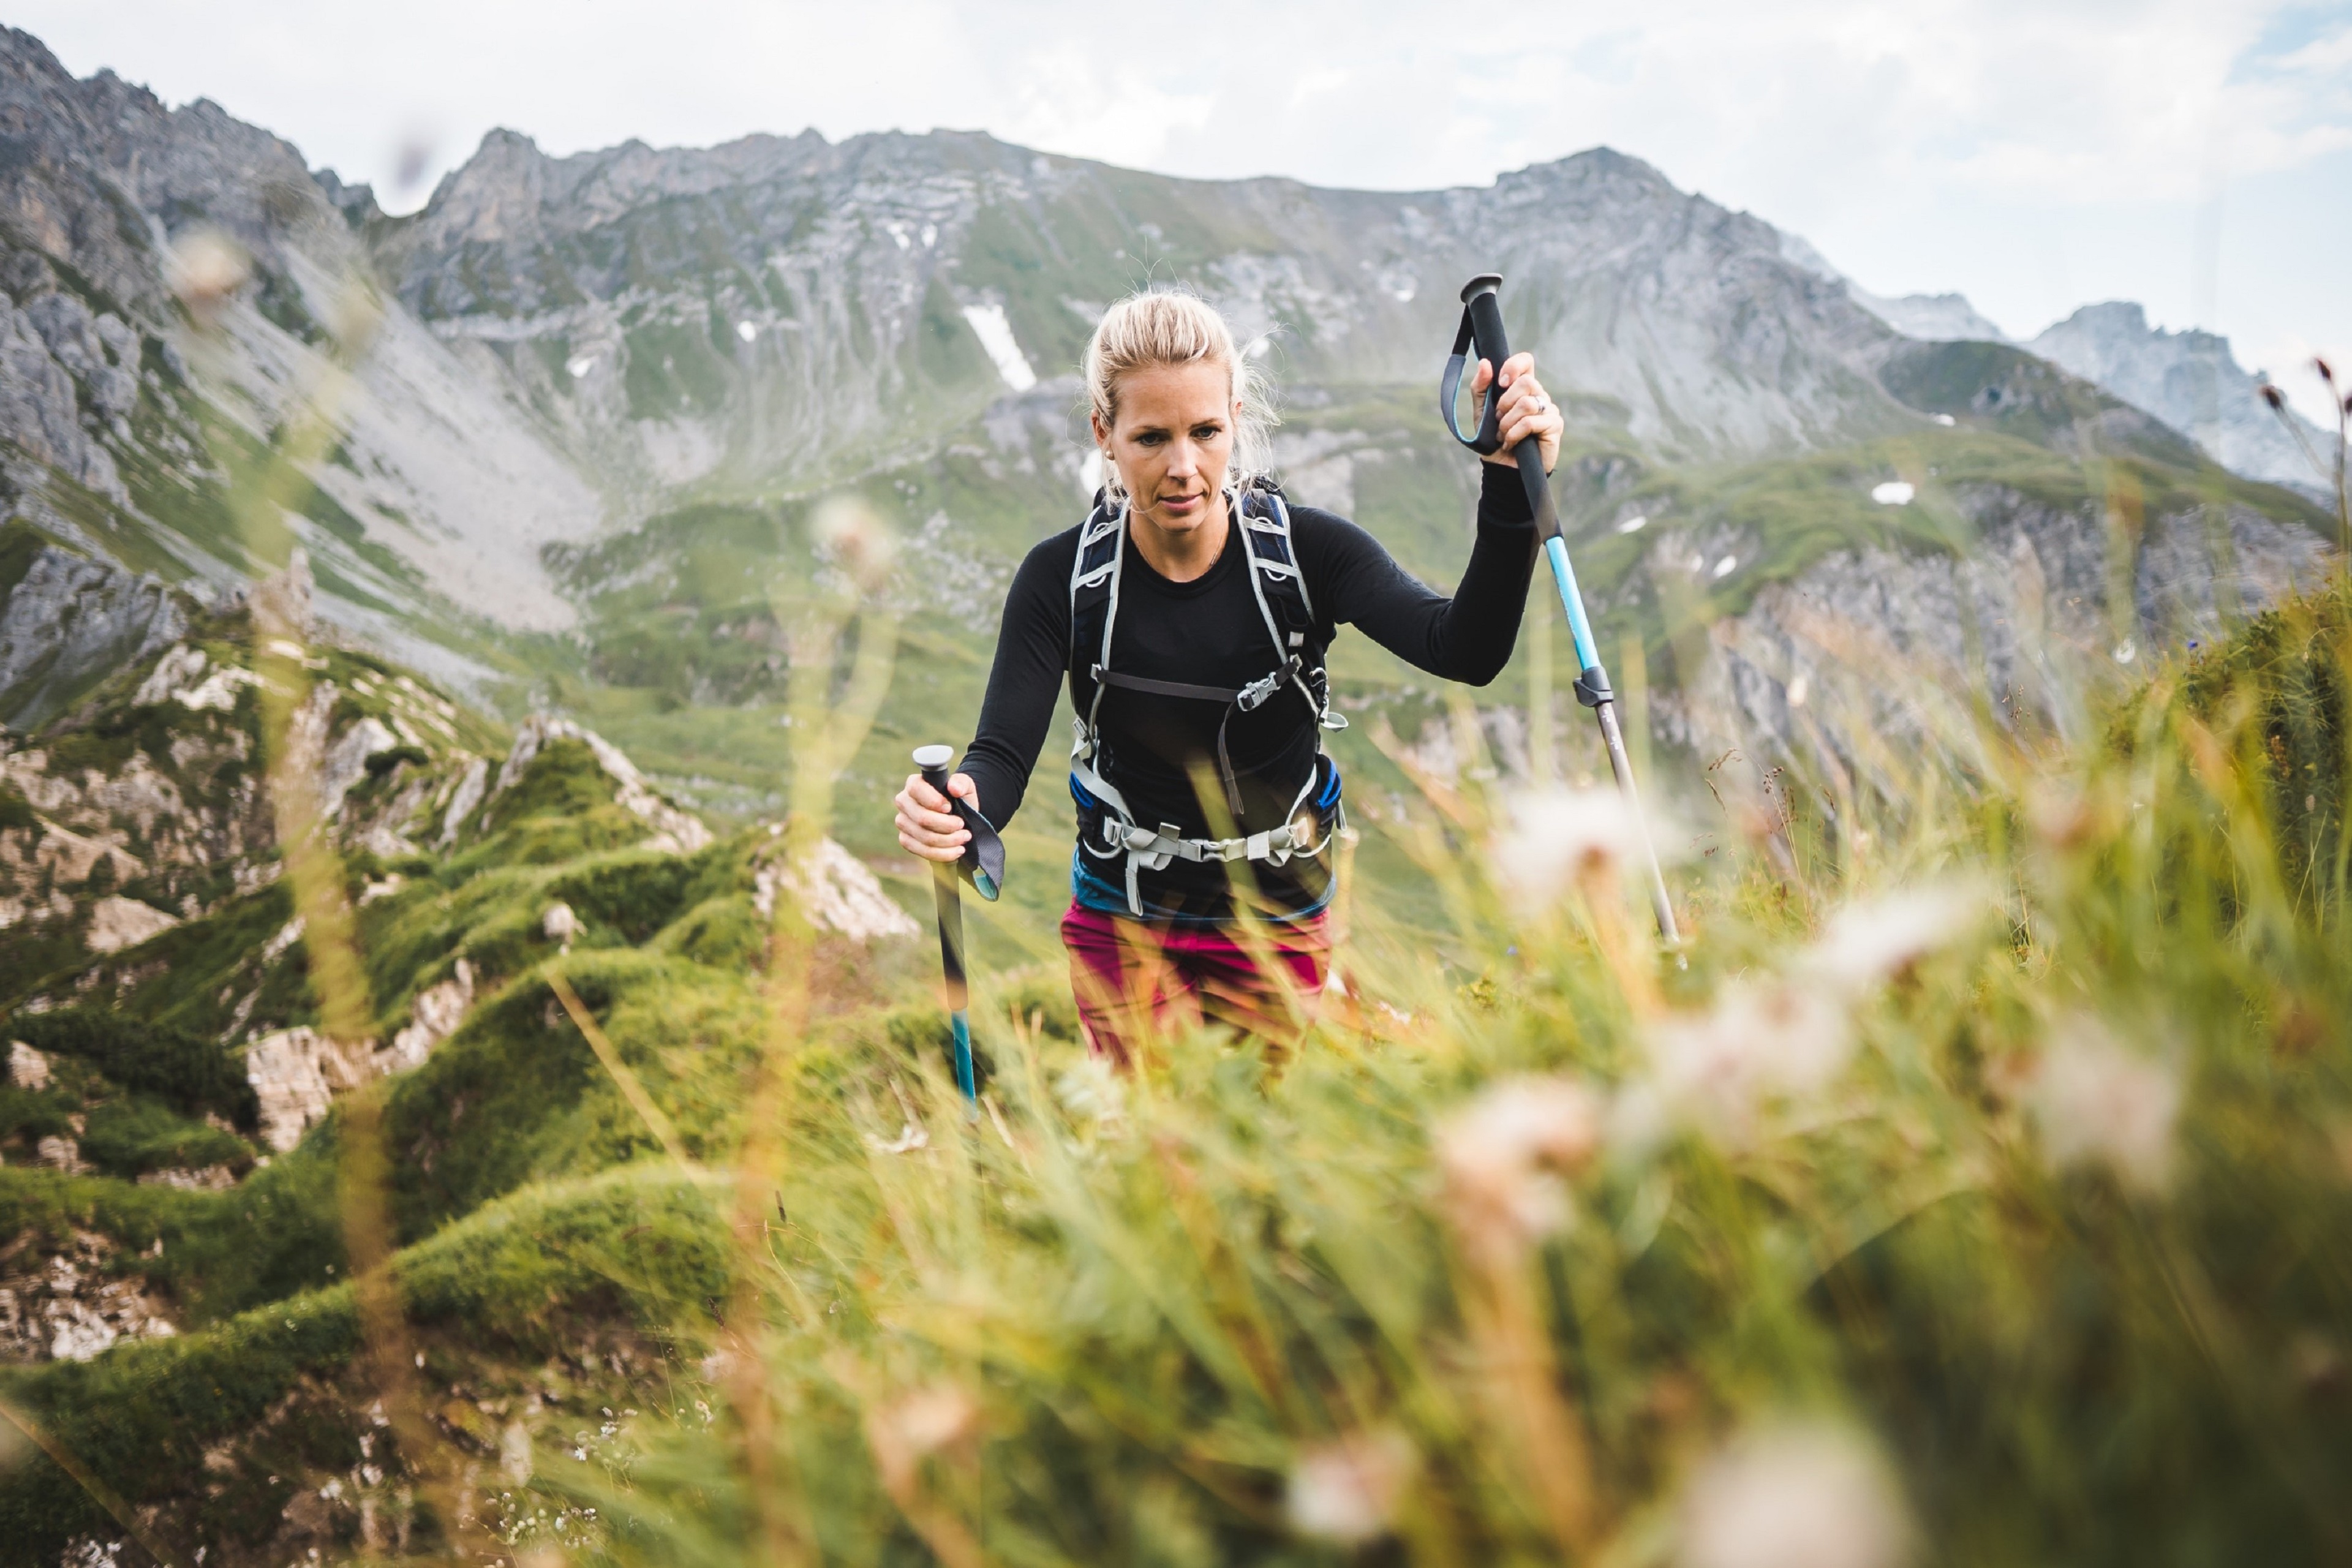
1167, 440, 1199, 477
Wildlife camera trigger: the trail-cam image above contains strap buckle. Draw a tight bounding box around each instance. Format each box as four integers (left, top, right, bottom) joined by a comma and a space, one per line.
1235, 671, 1283, 712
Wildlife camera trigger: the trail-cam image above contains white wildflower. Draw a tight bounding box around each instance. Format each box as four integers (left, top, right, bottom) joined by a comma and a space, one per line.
864, 1121, 929, 1155
1488, 787, 1655, 914
543, 901, 580, 949
878, 1384, 978, 1457
1679, 1421, 1910, 1568
1805, 882, 1987, 996
1054, 1056, 1128, 1132
1647, 979, 1853, 1144
2029, 1017, 2181, 1194
1436, 1076, 1605, 1247
2023, 782, 2095, 850
167, 228, 250, 326
812, 495, 898, 592
866, 1384, 980, 1494
1287, 1430, 1417, 1545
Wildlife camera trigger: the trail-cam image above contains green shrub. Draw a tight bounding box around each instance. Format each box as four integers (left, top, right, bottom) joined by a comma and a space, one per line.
0, 778, 36, 832
544, 848, 706, 944
0, 1084, 76, 1145
77, 1096, 251, 1178
0, 1166, 221, 1256
0, 1167, 726, 1567
5, 1008, 260, 1128
652, 892, 766, 971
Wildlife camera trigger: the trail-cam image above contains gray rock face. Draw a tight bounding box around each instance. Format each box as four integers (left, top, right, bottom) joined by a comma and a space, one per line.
0, 537, 185, 729
376, 131, 1914, 484
0, 288, 129, 502
0, 27, 608, 654
2029, 303, 2334, 492
1852, 290, 2008, 344
1671, 485, 2335, 779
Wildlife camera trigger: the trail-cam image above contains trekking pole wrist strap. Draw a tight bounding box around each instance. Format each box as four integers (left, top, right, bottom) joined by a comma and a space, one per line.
1439, 306, 1506, 456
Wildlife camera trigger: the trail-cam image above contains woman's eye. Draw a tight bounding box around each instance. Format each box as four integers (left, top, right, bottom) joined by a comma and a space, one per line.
1192, 425, 1223, 440
1137, 431, 1167, 447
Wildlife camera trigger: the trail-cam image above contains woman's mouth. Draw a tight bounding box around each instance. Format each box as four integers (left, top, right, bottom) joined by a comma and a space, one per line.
1159, 491, 1204, 515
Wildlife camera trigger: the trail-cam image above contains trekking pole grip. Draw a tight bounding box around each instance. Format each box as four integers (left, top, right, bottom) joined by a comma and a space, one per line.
912, 745, 968, 1004
913, 744, 979, 1102
1460, 276, 1558, 536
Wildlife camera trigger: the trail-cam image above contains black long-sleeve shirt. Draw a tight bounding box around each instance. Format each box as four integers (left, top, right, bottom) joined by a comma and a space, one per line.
961, 462, 1540, 918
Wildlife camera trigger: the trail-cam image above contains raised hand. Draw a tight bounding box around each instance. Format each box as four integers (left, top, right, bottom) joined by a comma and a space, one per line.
1471, 351, 1564, 475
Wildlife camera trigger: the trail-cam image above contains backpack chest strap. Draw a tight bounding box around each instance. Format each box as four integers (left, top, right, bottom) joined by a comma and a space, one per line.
1091, 663, 1294, 712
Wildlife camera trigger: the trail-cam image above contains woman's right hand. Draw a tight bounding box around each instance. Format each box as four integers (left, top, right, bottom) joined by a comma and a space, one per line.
895, 771, 980, 863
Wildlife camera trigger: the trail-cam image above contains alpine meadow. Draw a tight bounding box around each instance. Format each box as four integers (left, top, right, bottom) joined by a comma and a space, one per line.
0, 20, 2348, 1568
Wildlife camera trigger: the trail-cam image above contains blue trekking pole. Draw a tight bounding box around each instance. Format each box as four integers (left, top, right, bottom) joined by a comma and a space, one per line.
1440, 274, 1681, 944
912, 744, 1005, 1104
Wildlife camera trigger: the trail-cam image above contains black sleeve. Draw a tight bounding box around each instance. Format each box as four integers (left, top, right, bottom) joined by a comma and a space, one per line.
1300, 461, 1540, 685
957, 532, 1077, 830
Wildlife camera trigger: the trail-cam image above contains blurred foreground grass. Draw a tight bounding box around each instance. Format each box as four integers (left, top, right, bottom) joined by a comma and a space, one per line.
548, 581, 2350, 1566
6, 576, 2350, 1567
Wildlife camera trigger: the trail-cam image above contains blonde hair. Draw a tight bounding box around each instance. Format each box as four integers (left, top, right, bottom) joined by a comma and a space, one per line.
1082, 288, 1276, 500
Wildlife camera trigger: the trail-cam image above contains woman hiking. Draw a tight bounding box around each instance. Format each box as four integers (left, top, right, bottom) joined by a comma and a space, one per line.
894, 289, 1562, 1065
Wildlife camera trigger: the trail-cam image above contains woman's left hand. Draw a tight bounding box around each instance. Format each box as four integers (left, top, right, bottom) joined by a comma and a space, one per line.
1471, 352, 1564, 475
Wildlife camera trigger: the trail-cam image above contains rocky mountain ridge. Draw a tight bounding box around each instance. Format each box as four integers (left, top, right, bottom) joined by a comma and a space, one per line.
1780, 234, 2337, 496
0, 23, 2333, 829
2027, 301, 2335, 493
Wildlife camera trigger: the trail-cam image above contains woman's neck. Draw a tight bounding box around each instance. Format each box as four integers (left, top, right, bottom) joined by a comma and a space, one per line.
1125, 488, 1231, 584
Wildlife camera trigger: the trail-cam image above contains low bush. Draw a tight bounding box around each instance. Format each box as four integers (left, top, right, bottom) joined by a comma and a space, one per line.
77, 1096, 251, 1178
4, 1008, 260, 1128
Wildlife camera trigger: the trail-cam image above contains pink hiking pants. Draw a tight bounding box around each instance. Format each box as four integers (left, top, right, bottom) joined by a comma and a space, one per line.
1060, 902, 1332, 1068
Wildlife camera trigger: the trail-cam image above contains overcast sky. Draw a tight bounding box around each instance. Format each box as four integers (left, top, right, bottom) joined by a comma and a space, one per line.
20, 1, 2352, 423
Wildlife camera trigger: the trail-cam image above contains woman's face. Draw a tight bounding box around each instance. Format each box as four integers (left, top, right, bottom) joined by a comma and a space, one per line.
1093, 360, 1241, 536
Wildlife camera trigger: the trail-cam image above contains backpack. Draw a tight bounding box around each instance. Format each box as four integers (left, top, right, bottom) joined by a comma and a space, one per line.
1065, 481, 1348, 918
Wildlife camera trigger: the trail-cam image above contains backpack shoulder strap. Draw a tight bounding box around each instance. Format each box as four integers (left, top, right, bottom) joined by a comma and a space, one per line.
1235, 484, 1319, 660
1238, 483, 1348, 733
1068, 496, 1125, 728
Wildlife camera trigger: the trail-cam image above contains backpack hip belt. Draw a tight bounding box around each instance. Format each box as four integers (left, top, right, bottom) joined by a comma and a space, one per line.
1067, 483, 1348, 918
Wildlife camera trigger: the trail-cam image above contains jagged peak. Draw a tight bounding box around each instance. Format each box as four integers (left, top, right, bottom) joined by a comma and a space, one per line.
0, 23, 74, 85
2032, 301, 2239, 363
2052, 300, 2154, 335
1476, 144, 1683, 205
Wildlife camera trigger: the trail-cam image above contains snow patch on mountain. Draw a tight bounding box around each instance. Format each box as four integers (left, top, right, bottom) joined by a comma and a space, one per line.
962, 303, 1037, 391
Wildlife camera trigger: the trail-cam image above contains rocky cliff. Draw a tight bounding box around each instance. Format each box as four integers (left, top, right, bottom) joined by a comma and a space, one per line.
362, 129, 1918, 498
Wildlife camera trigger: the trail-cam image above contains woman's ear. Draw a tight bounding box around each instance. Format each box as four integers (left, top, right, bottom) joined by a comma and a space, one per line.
1090, 408, 1111, 447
